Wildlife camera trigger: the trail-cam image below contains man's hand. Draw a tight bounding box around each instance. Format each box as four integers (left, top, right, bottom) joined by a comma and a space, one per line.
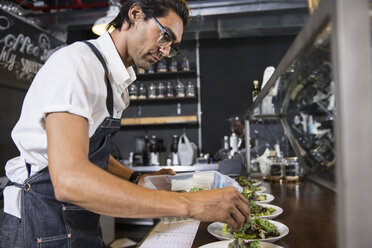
185, 186, 250, 231
137, 168, 176, 187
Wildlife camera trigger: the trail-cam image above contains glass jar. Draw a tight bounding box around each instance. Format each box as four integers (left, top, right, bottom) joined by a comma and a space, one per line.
285, 157, 301, 181
269, 156, 285, 181
157, 82, 165, 98
128, 84, 138, 100
148, 64, 155, 74
181, 56, 190, 71
148, 83, 157, 99
166, 82, 174, 98
176, 80, 185, 98
138, 83, 147, 99
169, 57, 178, 72
186, 81, 196, 97
157, 59, 167, 73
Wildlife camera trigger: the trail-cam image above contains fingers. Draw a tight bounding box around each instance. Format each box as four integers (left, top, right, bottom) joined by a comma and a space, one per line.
155, 168, 176, 175
236, 190, 250, 223
227, 204, 245, 231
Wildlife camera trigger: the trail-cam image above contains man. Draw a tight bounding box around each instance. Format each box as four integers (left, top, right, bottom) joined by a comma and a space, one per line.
0, 0, 250, 247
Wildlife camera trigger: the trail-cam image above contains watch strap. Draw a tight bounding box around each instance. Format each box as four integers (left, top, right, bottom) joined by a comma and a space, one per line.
129, 171, 144, 184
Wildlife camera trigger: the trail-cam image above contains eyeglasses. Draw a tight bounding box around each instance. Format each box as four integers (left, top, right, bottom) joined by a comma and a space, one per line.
152, 17, 180, 57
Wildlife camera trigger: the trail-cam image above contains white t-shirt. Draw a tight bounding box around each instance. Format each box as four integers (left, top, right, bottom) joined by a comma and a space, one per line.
3, 32, 136, 218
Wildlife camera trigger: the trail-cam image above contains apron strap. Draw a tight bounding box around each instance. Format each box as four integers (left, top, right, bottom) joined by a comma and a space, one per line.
81, 41, 114, 117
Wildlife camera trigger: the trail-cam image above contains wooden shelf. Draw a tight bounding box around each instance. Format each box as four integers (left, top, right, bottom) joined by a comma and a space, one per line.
130, 96, 197, 104
136, 70, 196, 80
121, 115, 198, 126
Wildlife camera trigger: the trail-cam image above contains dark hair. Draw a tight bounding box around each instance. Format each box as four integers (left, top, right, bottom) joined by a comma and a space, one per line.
107, 0, 190, 31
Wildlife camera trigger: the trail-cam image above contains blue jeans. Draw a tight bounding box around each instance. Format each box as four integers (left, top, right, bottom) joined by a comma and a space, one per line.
0, 213, 23, 248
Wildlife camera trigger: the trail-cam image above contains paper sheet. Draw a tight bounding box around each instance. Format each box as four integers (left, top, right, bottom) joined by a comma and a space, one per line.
139, 220, 200, 248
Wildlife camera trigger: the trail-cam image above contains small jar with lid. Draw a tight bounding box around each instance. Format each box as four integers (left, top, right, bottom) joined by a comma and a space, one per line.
148, 83, 157, 99
166, 82, 174, 98
128, 84, 138, 100
186, 81, 196, 97
138, 83, 147, 99
269, 156, 285, 181
169, 57, 178, 72
157, 60, 167, 73
176, 80, 185, 98
157, 82, 165, 98
284, 157, 301, 181
181, 56, 190, 71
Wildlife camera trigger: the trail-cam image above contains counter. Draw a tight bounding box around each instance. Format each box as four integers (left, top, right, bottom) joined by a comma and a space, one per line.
192, 179, 337, 248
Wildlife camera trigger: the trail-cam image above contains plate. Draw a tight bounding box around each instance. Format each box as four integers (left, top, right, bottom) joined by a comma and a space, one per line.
252, 180, 262, 187
255, 193, 275, 204
207, 220, 289, 243
255, 186, 267, 193
199, 240, 284, 248
254, 203, 283, 219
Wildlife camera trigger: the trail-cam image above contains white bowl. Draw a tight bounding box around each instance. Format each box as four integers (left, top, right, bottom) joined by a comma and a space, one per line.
207, 220, 289, 243
255, 193, 275, 204
199, 240, 284, 248
254, 203, 283, 219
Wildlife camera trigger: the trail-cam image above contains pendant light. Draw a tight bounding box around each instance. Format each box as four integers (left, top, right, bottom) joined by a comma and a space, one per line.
92, 0, 121, 36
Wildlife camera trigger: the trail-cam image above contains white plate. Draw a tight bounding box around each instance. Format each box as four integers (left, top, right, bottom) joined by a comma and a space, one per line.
207, 220, 289, 243
255, 186, 267, 193
199, 240, 284, 248
254, 203, 283, 219
255, 193, 275, 204
252, 181, 262, 187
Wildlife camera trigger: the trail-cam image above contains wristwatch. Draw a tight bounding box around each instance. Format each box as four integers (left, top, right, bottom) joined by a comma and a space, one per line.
129, 171, 144, 184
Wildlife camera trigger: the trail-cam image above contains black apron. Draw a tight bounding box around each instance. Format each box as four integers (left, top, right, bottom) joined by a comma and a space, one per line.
10, 41, 121, 248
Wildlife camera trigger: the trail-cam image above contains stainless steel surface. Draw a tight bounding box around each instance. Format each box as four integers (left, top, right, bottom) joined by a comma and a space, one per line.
126, 164, 219, 173
196, 39, 202, 150
332, 0, 372, 247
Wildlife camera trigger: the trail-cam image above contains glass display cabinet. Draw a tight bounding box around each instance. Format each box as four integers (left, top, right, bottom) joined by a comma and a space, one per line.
245, 0, 372, 247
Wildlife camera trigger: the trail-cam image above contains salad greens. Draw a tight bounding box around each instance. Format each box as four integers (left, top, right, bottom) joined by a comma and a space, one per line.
249, 200, 276, 217
242, 189, 267, 201
228, 238, 262, 248
223, 218, 280, 240
189, 186, 204, 192
236, 176, 260, 192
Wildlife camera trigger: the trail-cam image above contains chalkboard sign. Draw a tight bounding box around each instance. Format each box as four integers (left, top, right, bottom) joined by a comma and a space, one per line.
0, 9, 65, 89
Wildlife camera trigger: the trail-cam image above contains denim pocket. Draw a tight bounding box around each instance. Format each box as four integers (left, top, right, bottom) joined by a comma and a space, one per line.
62, 204, 100, 231
88, 135, 109, 160
37, 234, 68, 248
0, 213, 22, 248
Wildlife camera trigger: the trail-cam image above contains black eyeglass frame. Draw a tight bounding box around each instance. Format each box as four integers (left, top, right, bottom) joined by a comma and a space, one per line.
152, 17, 180, 57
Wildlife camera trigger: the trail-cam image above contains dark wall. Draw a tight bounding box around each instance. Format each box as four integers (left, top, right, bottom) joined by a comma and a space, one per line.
199, 35, 296, 156
0, 86, 26, 176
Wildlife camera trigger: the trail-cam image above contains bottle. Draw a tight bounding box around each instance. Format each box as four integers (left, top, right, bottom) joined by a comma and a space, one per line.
252, 80, 260, 102
128, 84, 138, 100
148, 83, 157, 99
148, 64, 155, 74
176, 80, 185, 98
181, 56, 190, 71
186, 81, 196, 97
138, 83, 147, 99
157, 82, 165, 98
149, 135, 160, 165
157, 59, 167, 73
166, 82, 174, 98
252, 80, 260, 115
170, 135, 180, 165
169, 57, 178, 72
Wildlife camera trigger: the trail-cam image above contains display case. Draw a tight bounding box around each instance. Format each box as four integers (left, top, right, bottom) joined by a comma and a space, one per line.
245, 0, 372, 247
